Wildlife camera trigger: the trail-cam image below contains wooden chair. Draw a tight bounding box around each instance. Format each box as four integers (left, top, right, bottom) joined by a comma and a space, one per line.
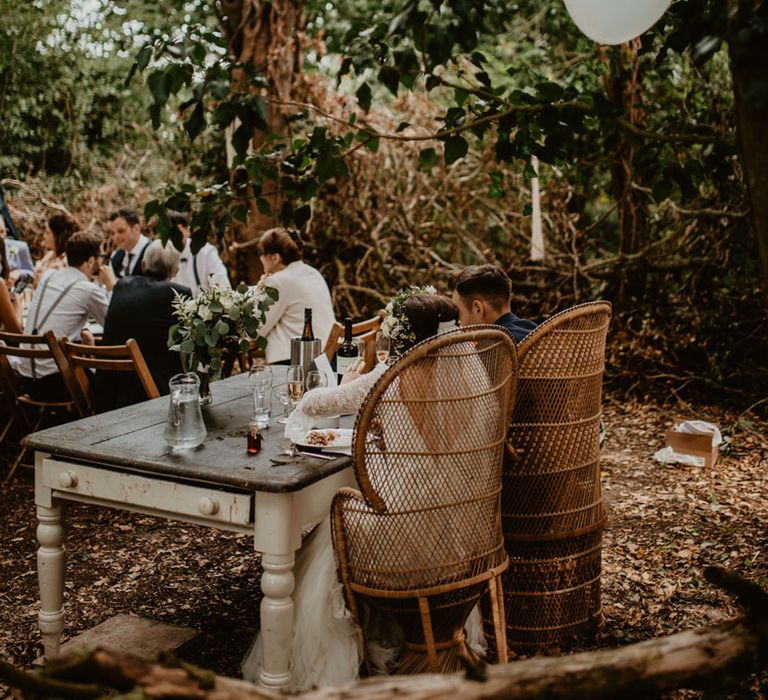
53, 336, 160, 417
497, 301, 612, 653
324, 314, 383, 373
0, 330, 77, 482
332, 327, 518, 675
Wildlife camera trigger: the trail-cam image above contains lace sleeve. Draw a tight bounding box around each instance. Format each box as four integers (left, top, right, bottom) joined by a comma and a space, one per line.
299, 363, 387, 417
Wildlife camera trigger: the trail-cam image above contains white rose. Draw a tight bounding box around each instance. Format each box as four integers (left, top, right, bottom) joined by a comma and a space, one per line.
198, 305, 212, 321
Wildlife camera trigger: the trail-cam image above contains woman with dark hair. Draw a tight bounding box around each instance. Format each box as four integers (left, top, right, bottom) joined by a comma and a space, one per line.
35, 213, 79, 277
242, 288, 476, 692
255, 228, 335, 363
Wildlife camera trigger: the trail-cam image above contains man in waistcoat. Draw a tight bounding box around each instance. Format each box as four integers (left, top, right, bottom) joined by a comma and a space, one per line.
109, 209, 150, 278
168, 210, 230, 297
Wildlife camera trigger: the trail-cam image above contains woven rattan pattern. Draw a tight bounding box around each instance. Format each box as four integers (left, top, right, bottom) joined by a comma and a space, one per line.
500, 301, 611, 652
332, 327, 517, 674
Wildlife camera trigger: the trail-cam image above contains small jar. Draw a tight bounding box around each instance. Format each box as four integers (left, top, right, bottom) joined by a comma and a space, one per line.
247, 420, 262, 455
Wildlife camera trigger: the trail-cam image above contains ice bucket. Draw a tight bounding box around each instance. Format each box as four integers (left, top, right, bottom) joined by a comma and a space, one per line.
289, 336, 322, 387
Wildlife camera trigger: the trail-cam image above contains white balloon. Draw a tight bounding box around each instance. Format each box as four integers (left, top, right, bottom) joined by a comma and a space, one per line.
563, 0, 673, 45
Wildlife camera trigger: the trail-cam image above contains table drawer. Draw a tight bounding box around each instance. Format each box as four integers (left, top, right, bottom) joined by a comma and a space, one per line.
42, 458, 253, 526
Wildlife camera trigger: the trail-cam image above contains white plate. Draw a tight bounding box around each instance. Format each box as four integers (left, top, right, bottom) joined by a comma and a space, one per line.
294, 428, 353, 451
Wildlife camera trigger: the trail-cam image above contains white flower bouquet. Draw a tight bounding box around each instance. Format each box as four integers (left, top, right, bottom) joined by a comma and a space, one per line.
168, 282, 278, 383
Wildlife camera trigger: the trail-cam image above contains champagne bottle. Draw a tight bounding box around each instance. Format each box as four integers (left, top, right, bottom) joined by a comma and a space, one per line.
336, 317, 357, 380
301, 307, 314, 341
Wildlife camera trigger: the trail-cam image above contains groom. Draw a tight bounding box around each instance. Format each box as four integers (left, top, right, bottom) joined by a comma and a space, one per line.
450, 264, 537, 343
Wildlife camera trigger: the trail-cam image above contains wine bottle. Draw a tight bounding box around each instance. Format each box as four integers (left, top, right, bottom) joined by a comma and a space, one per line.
301, 307, 314, 341
336, 317, 357, 380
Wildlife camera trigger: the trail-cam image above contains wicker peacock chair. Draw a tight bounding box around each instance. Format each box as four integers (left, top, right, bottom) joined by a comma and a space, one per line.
498, 301, 612, 653
331, 326, 518, 675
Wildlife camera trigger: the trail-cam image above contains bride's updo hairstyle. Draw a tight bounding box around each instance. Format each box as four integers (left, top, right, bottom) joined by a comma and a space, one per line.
259, 227, 304, 264
403, 294, 459, 345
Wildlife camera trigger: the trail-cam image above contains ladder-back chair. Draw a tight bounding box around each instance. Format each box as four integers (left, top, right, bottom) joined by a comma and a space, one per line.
332, 327, 518, 675
54, 336, 160, 417
0, 330, 77, 482
498, 301, 611, 652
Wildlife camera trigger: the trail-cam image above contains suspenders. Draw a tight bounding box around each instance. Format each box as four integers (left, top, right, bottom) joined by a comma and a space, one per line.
29, 274, 83, 378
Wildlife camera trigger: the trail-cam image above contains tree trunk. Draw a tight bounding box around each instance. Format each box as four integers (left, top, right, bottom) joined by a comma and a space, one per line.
602, 40, 649, 307
220, 0, 304, 283
729, 28, 768, 307
3, 615, 765, 700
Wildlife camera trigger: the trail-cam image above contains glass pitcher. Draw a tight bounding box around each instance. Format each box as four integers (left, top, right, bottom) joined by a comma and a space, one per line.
163, 373, 207, 448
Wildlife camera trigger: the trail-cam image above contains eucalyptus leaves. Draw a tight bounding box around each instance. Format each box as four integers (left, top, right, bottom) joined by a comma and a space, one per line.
168, 282, 277, 381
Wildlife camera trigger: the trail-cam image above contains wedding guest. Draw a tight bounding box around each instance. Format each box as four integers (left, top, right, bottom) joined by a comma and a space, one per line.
449, 264, 537, 343
96, 240, 191, 412
0, 216, 35, 284
109, 209, 150, 278
242, 290, 489, 692
35, 213, 78, 277
15, 231, 110, 402
0, 242, 22, 332
254, 228, 335, 364
168, 210, 231, 297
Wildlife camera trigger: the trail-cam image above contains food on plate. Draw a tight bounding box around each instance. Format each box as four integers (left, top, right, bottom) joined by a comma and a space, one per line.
304, 430, 339, 447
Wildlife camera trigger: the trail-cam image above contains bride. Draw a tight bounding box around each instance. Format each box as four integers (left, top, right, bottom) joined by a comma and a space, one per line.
242, 287, 485, 691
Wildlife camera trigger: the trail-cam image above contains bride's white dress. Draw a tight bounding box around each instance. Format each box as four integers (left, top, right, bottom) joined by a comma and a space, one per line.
242, 359, 490, 692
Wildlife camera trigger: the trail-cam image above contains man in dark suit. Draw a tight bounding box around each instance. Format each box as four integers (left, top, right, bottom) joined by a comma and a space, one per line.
450, 264, 537, 343
96, 240, 191, 412
109, 209, 151, 278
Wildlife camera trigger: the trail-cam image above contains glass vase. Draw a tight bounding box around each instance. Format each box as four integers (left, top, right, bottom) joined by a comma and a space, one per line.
181, 353, 213, 406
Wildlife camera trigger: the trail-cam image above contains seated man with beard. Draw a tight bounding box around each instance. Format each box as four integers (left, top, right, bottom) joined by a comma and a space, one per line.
95, 240, 191, 412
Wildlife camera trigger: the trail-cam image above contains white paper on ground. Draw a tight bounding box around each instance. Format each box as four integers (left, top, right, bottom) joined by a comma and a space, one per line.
313, 352, 337, 388
653, 420, 722, 467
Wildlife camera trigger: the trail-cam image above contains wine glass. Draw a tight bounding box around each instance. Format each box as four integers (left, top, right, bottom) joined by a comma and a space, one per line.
286, 365, 305, 410
273, 386, 292, 424
306, 370, 327, 392
375, 333, 390, 364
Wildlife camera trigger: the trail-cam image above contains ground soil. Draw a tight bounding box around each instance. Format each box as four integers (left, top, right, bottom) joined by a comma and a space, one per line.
0, 393, 766, 698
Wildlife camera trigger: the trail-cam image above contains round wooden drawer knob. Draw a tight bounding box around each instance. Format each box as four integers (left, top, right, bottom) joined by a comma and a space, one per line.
58, 471, 78, 488
198, 497, 220, 515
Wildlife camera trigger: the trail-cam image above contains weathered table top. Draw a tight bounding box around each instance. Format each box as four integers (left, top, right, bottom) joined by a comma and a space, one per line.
25, 371, 354, 492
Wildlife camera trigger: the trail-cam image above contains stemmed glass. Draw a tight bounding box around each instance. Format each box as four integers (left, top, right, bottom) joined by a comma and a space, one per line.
273, 386, 292, 424
306, 370, 327, 392
375, 333, 390, 364
286, 364, 305, 412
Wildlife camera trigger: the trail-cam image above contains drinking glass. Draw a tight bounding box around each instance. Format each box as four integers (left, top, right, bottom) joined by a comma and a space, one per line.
286, 365, 305, 410
273, 386, 292, 424
306, 369, 327, 392
252, 387, 271, 428
375, 333, 390, 364
249, 364, 273, 395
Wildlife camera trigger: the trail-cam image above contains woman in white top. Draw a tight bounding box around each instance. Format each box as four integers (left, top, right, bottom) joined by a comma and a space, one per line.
255, 228, 335, 364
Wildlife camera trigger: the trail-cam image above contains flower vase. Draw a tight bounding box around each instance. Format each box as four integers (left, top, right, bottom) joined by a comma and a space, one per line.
182, 353, 213, 406
198, 372, 212, 406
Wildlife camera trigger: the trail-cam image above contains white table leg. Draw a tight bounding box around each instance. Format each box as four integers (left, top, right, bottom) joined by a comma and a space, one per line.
253, 490, 302, 690
258, 551, 296, 689
36, 503, 65, 658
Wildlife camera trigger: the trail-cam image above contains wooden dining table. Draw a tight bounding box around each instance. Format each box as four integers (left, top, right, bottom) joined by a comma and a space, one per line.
24, 369, 355, 691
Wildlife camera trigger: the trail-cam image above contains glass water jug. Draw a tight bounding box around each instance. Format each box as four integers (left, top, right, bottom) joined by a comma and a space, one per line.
163, 373, 207, 448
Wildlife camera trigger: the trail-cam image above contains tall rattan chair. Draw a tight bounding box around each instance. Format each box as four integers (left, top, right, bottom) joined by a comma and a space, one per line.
498, 300, 611, 652
332, 327, 518, 675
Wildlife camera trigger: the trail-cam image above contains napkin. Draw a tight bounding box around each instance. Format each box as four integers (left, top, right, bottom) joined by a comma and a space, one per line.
313, 352, 338, 388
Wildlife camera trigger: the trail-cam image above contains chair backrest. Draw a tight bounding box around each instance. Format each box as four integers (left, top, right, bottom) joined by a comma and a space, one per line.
346, 326, 517, 589
324, 314, 383, 371
503, 301, 612, 540
56, 336, 160, 416
0, 331, 62, 405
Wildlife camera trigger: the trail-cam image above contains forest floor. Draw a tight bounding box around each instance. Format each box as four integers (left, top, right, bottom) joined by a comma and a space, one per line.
0, 393, 766, 698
